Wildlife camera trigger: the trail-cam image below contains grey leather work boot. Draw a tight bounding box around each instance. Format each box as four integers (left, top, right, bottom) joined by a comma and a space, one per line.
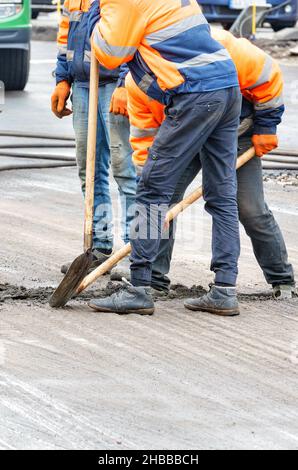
272, 284, 297, 300
184, 284, 240, 317
89, 279, 155, 315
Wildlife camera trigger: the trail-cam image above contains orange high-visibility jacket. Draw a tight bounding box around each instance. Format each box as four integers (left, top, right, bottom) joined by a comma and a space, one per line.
56, 0, 90, 84
92, 0, 239, 104
56, 0, 120, 85
127, 29, 284, 167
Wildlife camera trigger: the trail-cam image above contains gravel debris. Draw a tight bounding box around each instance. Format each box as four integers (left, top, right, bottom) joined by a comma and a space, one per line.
263, 171, 298, 186
254, 39, 298, 62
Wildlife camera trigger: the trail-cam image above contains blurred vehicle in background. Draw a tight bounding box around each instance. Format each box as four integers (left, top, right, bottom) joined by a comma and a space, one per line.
0, 0, 31, 90
31, 0, 62, 19
201, 0, 298, 31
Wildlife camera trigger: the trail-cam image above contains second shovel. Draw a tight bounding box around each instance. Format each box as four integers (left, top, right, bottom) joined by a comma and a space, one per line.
49, 49, 99, 308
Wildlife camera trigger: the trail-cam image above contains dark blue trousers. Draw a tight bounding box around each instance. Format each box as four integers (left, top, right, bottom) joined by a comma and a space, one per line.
130, 87, 242, 287
151, 136, 295, 291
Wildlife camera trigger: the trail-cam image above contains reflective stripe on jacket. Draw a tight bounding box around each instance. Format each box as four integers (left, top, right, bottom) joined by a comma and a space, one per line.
127, 29, 285, 166
56, 0, 120, 86
92, 0, 239, 105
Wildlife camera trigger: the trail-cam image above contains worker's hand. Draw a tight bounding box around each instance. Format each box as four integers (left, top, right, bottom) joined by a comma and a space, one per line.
252, 134, 278, 157
109, 87, 128, 117
51, 81, 72, 119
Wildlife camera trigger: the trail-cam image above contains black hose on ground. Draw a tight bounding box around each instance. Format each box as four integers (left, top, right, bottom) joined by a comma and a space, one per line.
0, 130, 298, 171
1, 158, 296, 172
0, 132, 76, 171
263, 156, 298, 164
0, 130, 75, 141
0, 151, 76, 161
262, 162, 298, 170
0, 143, 75, 149
0, 162, 76, 172
270, 149, 298, 158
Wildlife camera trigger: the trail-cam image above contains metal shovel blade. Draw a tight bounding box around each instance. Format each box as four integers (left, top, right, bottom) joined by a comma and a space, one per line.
49, 250, 93, 308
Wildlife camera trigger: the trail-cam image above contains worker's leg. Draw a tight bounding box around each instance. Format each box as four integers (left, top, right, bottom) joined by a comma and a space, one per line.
72, 83, 89, 194
198, 90, 241, 287
109, 111, 137, 245
89, 87, 242, 314
93, 83, 118, 251
237, 136, 295, 290
184, 87, 241, 316
151, 157, 202, 292
61, 84, 98, 273
130, 87, 241, 288
72, 82, 113, 252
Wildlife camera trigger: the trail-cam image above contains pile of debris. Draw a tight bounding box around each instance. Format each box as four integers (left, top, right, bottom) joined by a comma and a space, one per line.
255, 27, 298, 61
263, 171, 298, 186
255, 39, 298, 60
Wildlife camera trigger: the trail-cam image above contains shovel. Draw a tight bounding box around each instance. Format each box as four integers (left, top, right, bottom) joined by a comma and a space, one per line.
75, 146, 256, 297
49, 49, 99, 308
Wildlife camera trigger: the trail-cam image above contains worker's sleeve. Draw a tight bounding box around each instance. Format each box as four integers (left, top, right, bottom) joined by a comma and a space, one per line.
126, 78, 161, 167
56, 0, 71, 84
92, 0, 146, 69
87, 0, 100, 40
249, 56, 285, 135
211, 30, 285, 135
117, 64, 130, 88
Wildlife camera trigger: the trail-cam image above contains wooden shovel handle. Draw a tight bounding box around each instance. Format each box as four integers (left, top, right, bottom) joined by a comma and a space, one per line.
84, 49, 99, 251
77, 147, 255, 293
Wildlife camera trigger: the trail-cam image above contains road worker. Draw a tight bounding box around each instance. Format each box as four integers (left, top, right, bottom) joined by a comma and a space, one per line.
123, 28, 296, 306
88, 0, 242, 316
51, 0, 136, 279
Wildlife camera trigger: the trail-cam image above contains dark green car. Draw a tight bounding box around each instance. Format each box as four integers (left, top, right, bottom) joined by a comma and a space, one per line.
0, 0, 31, 90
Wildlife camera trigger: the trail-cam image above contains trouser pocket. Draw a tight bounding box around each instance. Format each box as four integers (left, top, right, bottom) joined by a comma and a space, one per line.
142, 151, 158, 187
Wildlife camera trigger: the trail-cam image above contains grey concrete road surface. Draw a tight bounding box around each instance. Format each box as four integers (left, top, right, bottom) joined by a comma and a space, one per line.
0, 41, 297, 450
